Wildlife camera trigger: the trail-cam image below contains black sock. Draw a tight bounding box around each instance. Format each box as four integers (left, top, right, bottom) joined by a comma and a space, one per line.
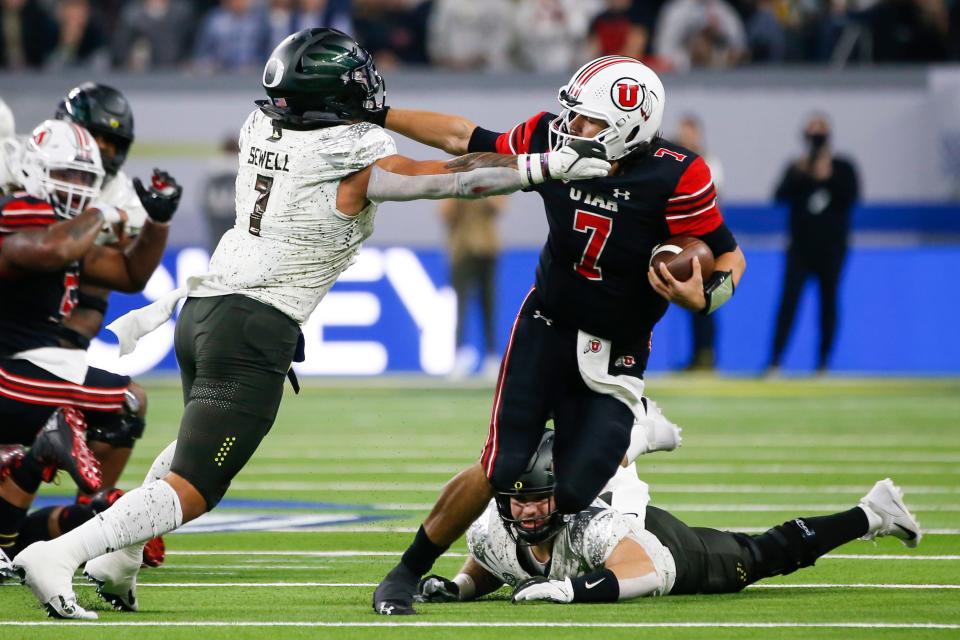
802, 507, 869, 554
13, 506, 56, 555
400, 526, 449, 577
9, 455, 45, 494
57, 503, 96, 533
0, 496, 27, 555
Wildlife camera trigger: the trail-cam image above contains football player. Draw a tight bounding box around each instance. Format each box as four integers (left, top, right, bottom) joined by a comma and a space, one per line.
10, 84, 165, 566
12, 28, 611, 620
414, 431, 922, 606
0, 119, 179, 584
373, 56, 747, 614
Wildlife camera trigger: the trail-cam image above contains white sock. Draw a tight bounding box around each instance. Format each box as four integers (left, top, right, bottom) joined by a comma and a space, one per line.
603, 462, 650, 519
859, 504, 883, 536
88, 440, 178, 569
54, 479, 183, 569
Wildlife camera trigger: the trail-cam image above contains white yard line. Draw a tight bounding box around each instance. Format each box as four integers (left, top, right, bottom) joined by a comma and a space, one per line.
0, 621, 957, 629
371, 503, 960, 512
7, 581, 948, 590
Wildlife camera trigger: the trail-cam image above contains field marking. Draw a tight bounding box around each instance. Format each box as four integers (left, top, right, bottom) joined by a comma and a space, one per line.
196, 526, 960, 535
0, 621, 957, 629
166, 550, 960, 561
7, 581, 949, 590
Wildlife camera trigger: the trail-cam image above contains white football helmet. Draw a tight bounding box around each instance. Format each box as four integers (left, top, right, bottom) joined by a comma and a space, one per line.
549, 56, 666, 161
18, 119, 104, 218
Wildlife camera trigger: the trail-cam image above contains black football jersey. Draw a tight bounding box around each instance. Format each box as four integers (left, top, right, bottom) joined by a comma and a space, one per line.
0, 194, 79, 356
470, 111, 735, 344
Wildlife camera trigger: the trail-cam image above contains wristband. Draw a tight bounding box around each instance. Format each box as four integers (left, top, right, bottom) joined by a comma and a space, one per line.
94, 203, 123, 226
701, 270, 734, 315
517, 153, 546, 188
368, 106, 390, 128
570, 568, 620, 603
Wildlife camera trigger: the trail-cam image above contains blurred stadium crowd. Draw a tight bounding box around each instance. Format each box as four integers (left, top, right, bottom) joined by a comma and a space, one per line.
0, 0, 957, 74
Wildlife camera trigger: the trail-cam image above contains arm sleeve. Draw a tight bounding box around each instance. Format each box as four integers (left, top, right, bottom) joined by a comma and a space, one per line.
695, 221, 738, 257
468, 112, 549, 155
665, 156, 723, 236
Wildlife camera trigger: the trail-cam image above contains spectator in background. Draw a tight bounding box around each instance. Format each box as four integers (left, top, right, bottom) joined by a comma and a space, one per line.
510, 0, 593, 72
866, 0, 950, 63
354, 0, 431, 68
674, 114, 724, 372
442, 196, 506, 381
768, 114, 860, 375
202, 136, 241, 253
193, 0, 269, 72
112, 0, 195, 71
0, 0, 58, 69
268, 0, 353, 50
746, 0, 787, 62
588, 0, 650, 61
654, 0, 747, 70
427, 0, 513, 70
45, 0, 108, 70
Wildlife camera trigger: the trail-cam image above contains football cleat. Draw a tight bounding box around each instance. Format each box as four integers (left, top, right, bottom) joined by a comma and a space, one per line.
32, 408, 102, 494
859, 478, 922, 548
141, 536, 165, 568
373, 563, 419, 615
13, 540, 96, 620
0, 547, 14, 581
0, 444, 26, 480
84, 545, 144, 612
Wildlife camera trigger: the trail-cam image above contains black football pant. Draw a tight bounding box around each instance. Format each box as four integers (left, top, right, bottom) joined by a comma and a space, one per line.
451, 253, 497, 354
171, 295, 300, 510
479, 288, 647, 514
645, 504, 869, 594
771, 247, 846, 370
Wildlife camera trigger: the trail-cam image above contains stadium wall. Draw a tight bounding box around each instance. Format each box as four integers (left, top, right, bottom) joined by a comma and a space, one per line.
87, 244, 959, 376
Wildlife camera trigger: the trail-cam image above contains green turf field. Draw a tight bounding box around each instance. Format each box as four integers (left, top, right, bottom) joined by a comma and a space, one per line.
2, 377, 959, 639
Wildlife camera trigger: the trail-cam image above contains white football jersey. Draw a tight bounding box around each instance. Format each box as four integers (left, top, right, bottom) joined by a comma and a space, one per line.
192, 109, 397, 323
95, 170, 149, 244
467, 500, 675, 595
0, 135, 22, 194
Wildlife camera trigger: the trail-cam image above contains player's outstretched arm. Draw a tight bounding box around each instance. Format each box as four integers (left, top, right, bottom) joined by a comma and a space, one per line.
0, 207, 106, 274
382, 108, 477, 156
339, 147, 610, 214
80, 169, 181, 292
416, 557, 503, 603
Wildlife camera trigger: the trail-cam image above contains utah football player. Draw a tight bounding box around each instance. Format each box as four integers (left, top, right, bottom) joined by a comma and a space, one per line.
10, 84, 166, 565
415, 431, 921, 606
0, 119, 179, 587
12, 28, 611, 619
373, 57, 747, 614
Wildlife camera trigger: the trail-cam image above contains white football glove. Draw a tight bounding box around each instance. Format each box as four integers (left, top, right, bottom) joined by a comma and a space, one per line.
414, 575, 460, 603
517, 140, 611, 187
511, 576, 574, 604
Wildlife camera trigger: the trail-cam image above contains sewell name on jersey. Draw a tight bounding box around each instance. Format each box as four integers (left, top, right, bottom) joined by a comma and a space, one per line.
570, 187, 618, 212
247, 146, 290, 172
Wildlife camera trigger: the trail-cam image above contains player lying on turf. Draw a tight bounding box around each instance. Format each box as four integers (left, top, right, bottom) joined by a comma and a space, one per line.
413, 430, 921, 606
12, 27, 613, 620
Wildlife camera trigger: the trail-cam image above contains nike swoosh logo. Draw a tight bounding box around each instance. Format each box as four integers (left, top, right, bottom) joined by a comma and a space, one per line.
894, 523, 917, 539
584, 578, 605, 589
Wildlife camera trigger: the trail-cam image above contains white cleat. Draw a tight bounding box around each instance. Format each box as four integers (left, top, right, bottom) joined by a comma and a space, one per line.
12, 541, 96, 620
83, 549, 141, 612
859, 478, 922, 548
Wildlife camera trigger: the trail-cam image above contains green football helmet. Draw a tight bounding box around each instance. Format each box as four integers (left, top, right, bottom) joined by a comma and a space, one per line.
495, 430, 564, 545
256, 28, 386, 129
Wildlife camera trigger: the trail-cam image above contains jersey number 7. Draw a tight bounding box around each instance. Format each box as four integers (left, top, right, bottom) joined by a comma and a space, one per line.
249, 174, 274, 237
573, 210, 612, 281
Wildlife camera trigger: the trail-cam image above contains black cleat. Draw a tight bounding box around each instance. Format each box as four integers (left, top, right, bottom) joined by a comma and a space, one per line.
373, 564, 419, 615
31, 408, 102, 494
0, 444, 25, 481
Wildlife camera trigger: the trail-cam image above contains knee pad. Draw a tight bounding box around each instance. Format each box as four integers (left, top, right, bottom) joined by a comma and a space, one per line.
86, 414, 145, 448
751, 518, 820, 577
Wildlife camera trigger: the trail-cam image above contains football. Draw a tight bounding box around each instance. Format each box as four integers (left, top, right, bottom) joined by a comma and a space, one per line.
650, 236, 715, 282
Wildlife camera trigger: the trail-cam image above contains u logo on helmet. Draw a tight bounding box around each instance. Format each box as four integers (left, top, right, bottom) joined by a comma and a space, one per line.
263, 58, 285, 88
33, 127, 50, 146
611, 77, 644, 112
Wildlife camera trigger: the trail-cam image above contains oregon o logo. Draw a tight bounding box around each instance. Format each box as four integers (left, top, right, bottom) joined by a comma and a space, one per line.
611, 77, 643, 112
514, 481, 523, 489
263, 58, 285, 88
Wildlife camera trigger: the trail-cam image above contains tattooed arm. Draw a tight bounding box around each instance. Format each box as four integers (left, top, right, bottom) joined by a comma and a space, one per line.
0, 207, 106, 274
338, 146, 611, 214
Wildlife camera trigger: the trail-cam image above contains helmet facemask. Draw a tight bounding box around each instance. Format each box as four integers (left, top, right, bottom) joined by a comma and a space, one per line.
44, 164, 104, 219
495, 488, 564, 546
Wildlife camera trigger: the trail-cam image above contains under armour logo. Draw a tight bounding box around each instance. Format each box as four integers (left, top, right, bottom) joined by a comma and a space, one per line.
378, 603, 395, 615
533, 310, 553, 326
613, 189, 630, 200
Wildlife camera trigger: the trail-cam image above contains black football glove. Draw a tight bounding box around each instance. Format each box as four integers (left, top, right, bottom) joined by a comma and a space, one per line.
365, 105, 390, 128
134, 169, 182, 224
414, 574, 460, 603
